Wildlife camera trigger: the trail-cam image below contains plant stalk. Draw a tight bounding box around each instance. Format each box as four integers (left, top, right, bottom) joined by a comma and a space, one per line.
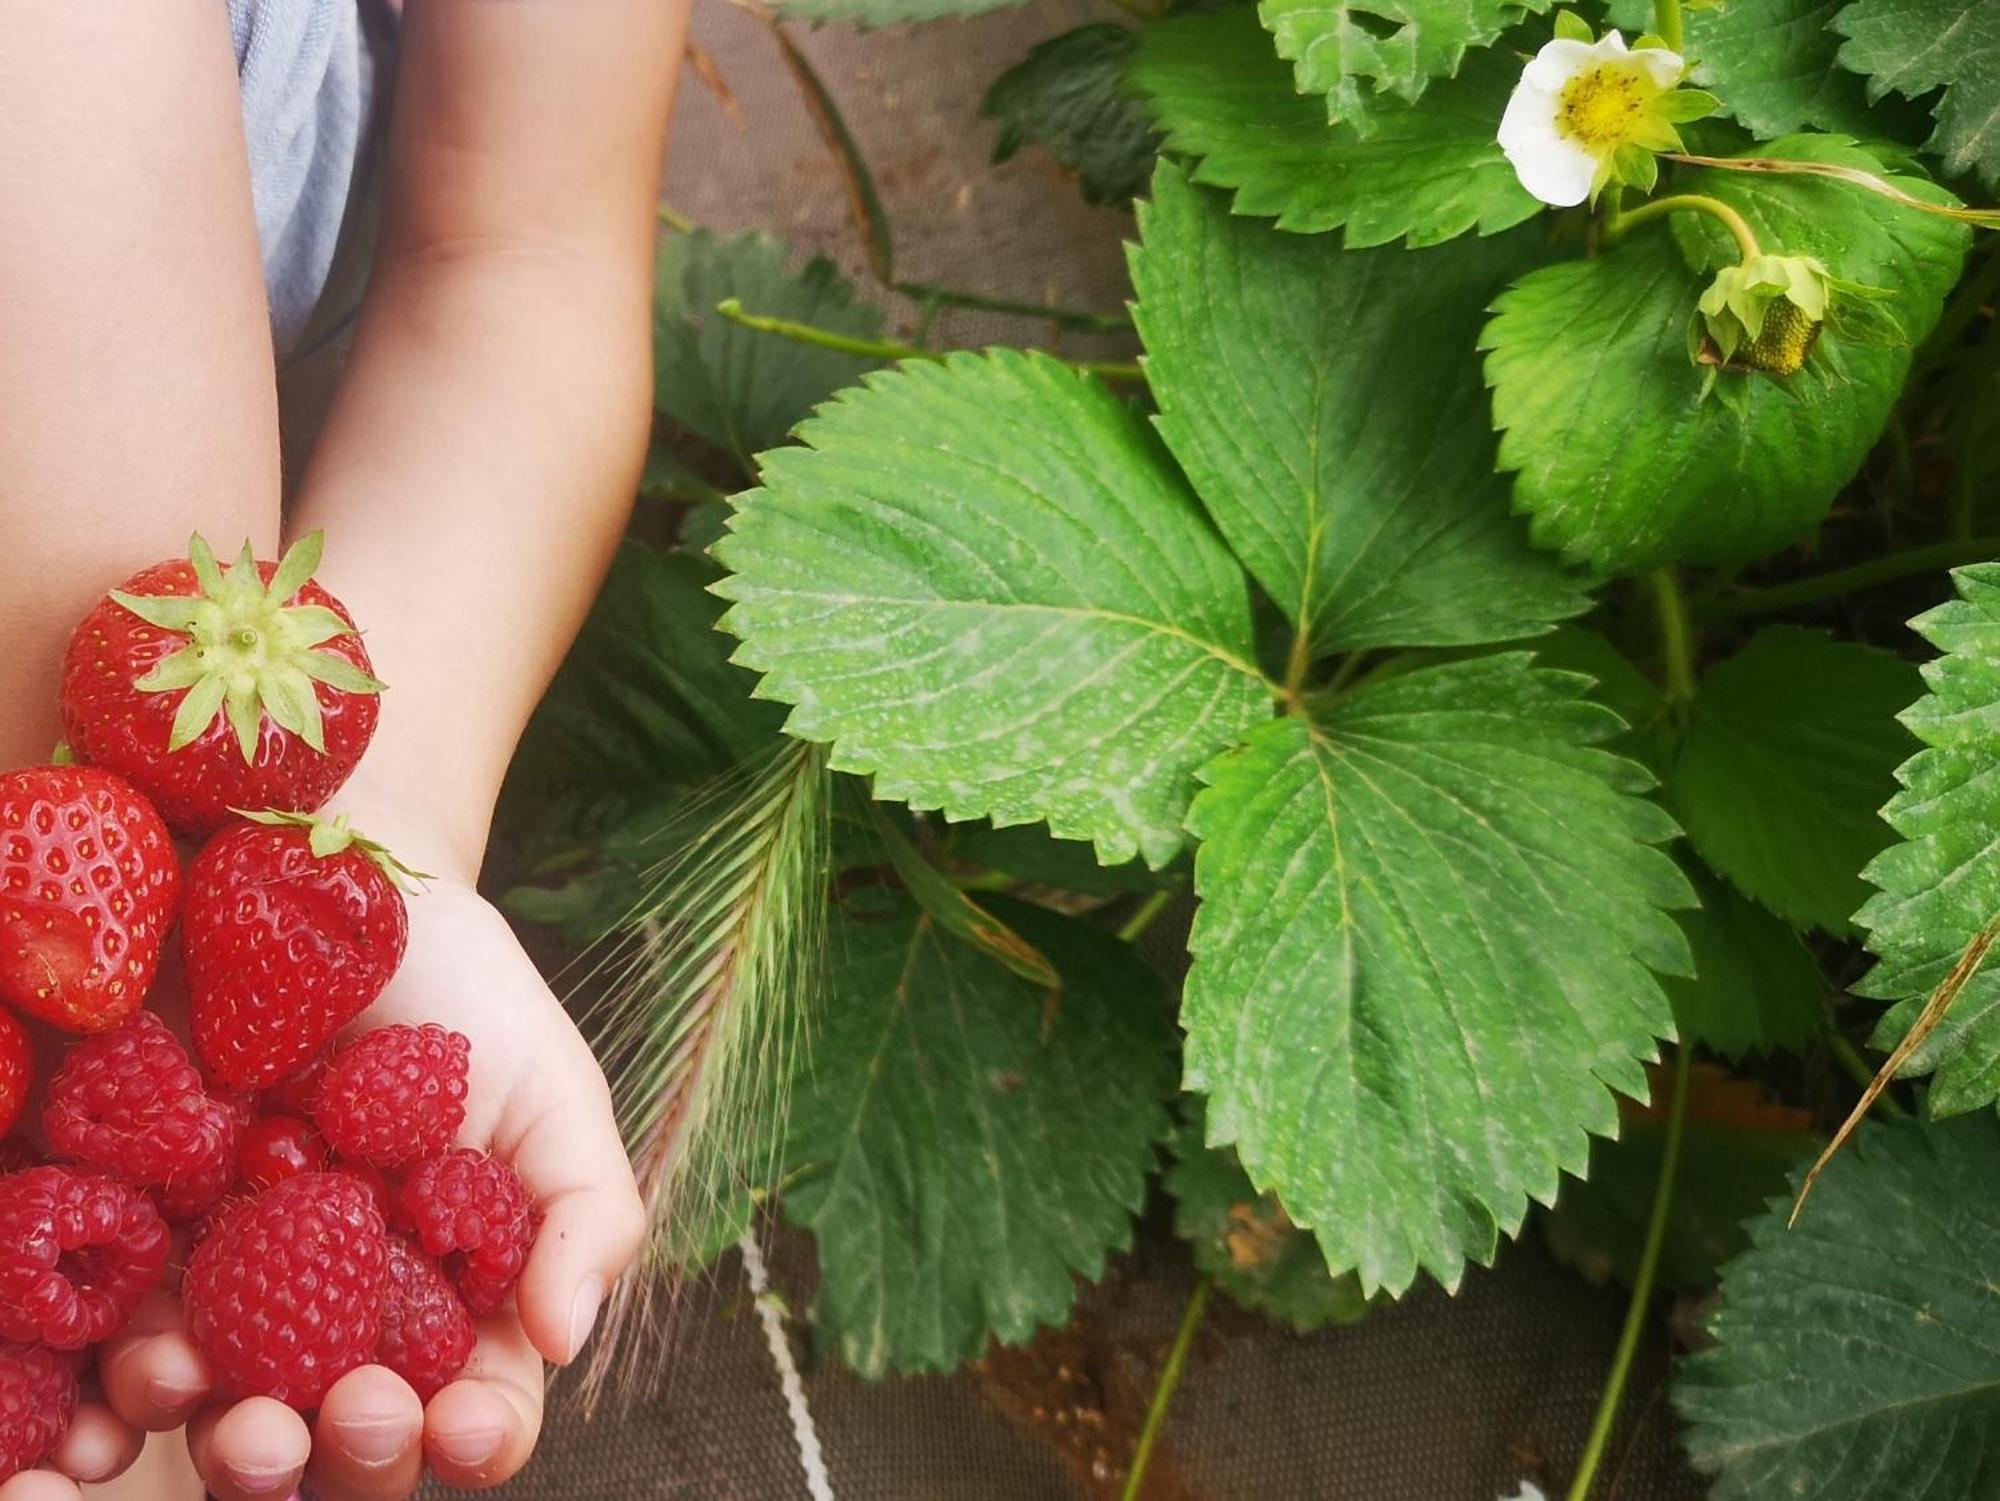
1825, 1023, 1904, 1119
1122, 1277, 1212, 1501
1605, 194, 1761, 261
1564, 1045, 1692, 1501
1653, 0, 1683, 54
1117, 889, 1176, 945
1650, 568, 1698, 704
895, 279, 1131, 333
714, 299, 1146, 383
1701, 535, 2000, 620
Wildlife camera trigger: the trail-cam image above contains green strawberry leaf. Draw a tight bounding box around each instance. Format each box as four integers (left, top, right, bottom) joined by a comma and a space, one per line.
1129, 7, 1540, 245
1835, 0, 2000, 187
1482, 136, 1967, 572
983, 25, 1159, 207
1131, 163, 1587, 656
1668, 628, 1920, 934
1522, 627, 1675, 770
712, 350, 1271, 870
653, 228, 883, 468
1544, 1062, 1818, 1291
1859, 565, 2000, 1115
1677, 1112, 2000, 1498
783, 895, 1175, 1376
1166, 1107, 1370, 1332
1182, 656, 1691, 1294
512, 541, 785, 798
1687, 0, 1903, 139
1668, 862, 1829, 1061
1258, 0, 1552, 132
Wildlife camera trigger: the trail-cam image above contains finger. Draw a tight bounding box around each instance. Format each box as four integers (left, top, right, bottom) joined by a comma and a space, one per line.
420, 1316, 546, 1490
97, 1295, 212, 1433
502, 1060, 644, 1366
0, 1472, 79, 1501
187, 1397, 309, 1501
47, 1402, 142, 1486
305, 1366, 424, 1501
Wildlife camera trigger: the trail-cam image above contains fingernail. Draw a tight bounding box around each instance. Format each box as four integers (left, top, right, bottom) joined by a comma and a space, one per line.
432, 1426, 505, 1469
567, 1275, 605, 1363
147, 1374, 204, 1410
333, 1412, 411, 1466
221, 1461, 298, 1497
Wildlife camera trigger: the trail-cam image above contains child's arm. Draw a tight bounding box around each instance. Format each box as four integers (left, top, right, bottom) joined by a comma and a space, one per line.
0, 4, 281, 772
0, 12, 280, 1492
92, 4, 686, 1497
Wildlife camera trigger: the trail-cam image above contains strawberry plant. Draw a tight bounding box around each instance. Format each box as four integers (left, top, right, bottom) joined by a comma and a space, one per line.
502, 1, 2000, 1493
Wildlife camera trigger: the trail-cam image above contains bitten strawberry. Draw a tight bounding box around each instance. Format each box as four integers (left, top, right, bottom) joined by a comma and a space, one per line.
375, 1236, 475, 1402
185, 1172, 389, 1408
0, 1012, 28, 1140
314, 1023, 469, 1169
60, 533, 382, 837
397, 1150, 536, 1316
185, 812, 416, 1090
0, 1341, 78, 1482
43, 1012, 241, 1192
0, 765, 179, 1033
0, 1167, 170, 1350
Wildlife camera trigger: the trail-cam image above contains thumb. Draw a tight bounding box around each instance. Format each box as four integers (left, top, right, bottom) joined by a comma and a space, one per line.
497, 1044, 646, 1367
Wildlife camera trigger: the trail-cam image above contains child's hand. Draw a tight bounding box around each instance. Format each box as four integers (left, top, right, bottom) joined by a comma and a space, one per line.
95, 830, 646, 1500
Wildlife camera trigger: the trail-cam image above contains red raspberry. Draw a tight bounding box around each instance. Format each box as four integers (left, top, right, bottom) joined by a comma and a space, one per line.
375, 1237, 474, 1402
397, 1151, 536, 1316
0, 1010, 29, 1141
43, 1012, 240, 1190
185, 1172, 389, 1407
238, 1116, 328, 1191
314, 1025, 469, 1169
0, 1342, 79, 1482
0, 1166, 169, 1349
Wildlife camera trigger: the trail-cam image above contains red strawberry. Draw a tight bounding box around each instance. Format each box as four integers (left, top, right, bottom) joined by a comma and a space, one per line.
185, 813, 416, 1090
0, 1013, 27, 1140
60, 532, 383, 837
0, 766, 179, 1033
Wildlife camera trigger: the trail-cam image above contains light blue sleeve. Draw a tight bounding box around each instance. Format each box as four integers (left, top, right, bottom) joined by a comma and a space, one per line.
227, 0, 379, 355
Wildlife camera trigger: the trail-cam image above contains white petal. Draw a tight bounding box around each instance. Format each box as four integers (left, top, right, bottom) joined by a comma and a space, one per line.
1521, 37, 1599, 89
1502, 128, 1599, 206
1497, 81, 1561, 154
1629, 45, 1687, 87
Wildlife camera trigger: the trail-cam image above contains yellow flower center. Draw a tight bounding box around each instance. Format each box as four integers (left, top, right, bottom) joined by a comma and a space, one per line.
1558, 65, 1655, 153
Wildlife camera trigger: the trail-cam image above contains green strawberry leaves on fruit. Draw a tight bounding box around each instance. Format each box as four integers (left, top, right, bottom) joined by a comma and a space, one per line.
111, 533, 385, 765
233, 810, 432, 894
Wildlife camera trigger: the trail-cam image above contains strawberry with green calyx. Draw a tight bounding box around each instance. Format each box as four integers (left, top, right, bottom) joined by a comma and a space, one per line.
185, 811, 421, 1091
61, 532, 384, 837
0, 766, 180, 1034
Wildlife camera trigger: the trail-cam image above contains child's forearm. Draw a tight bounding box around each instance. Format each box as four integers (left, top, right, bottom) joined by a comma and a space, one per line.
287, 0, 682, 877
0, 5, 281, 770
289, 250, 654, 878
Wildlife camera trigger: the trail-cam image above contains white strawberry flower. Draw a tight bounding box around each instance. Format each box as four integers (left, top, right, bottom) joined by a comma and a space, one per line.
1497, 27, 1693, 207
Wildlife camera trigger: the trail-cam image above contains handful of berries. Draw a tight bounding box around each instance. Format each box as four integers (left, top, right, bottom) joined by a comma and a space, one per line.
0, 535, 537, 1481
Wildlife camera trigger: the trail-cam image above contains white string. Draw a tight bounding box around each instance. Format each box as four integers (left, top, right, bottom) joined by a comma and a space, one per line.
738, 1228, 836, 1501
